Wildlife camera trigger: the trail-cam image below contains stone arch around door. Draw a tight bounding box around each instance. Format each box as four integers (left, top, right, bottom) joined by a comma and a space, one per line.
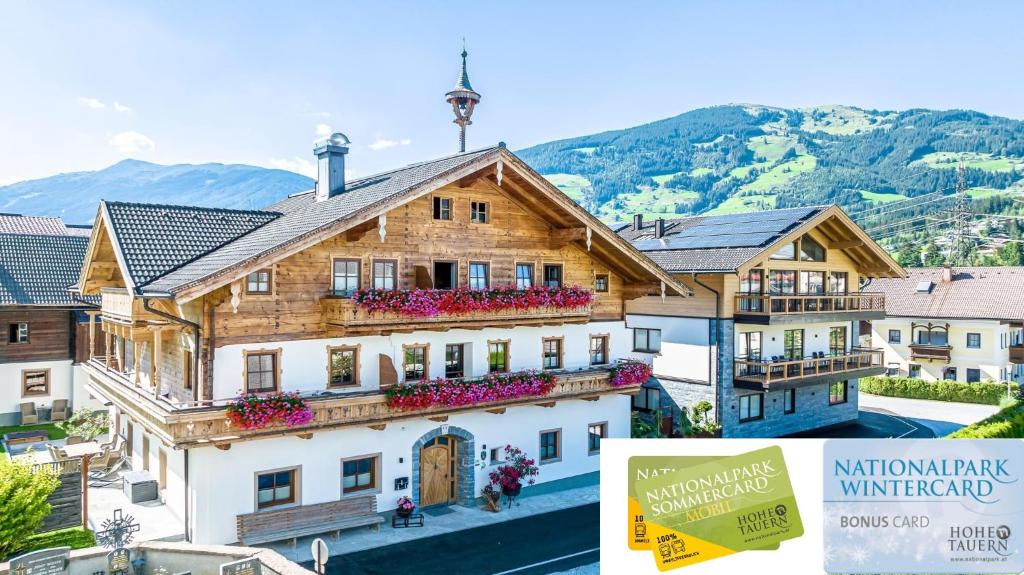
411, 425, 475, 507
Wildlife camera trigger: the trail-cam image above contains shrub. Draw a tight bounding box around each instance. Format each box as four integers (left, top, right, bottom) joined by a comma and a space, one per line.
13, 527, 96, 558
947, 400, 1024, 438
56, 408, 109, 440
860, 376, 1019, 406
0, 458, 60, 559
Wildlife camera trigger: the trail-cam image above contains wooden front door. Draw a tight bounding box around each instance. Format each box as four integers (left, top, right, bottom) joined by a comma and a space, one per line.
420, 436, 457, 507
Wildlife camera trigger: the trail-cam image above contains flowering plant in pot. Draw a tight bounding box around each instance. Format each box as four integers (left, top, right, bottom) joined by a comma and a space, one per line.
386, 370, 557, 411
225, 392, 314, 430
609, 361, 652, 387
396, 496, 415, 518
354, 285, 594, 317
488, 444, 539, 497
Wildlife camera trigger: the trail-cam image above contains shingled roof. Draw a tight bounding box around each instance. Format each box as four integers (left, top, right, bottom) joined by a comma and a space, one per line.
619, 207, 828, 272
0, 213, 91, 236
0, 233, 94, 306
869, 267, 1024, 320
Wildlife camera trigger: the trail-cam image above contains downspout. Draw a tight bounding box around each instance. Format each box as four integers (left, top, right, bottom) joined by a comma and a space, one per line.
142, 297, 201, 403
184, 448, 191, 542
691, 274, 722, 425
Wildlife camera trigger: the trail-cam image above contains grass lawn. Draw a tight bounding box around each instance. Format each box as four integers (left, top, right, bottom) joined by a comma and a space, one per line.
859, 190, 908, 203
542, 173, 591, 203
596, 188, 698, 222
916, 151, 1023, 173
10, 527, 96, 559
651, 171, 683, 186
746, 134, 800, 162
967, 186, 1010, 200
740, 154, 817, 193
0, 423, 66, 453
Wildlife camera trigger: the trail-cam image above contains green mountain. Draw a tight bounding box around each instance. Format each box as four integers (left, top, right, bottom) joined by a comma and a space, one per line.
517, 104, 1024, 224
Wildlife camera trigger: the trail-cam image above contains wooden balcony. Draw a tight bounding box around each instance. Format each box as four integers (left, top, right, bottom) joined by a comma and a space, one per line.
320, 297, 593, 333
100, 287, 164, 325
909, 344, 953, 363
1011, 344, 1024, 364
734, 293, 886, 324
733, 347, 885, 390
82, 361, 630, 448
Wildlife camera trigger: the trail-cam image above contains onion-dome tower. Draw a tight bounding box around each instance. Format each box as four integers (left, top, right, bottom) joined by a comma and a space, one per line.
445, 45, 482, 153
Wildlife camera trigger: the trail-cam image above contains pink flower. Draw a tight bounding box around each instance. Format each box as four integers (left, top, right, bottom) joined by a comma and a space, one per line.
353, 285, 594, 317
386, 370, 557, 411
609, 361, 652, 387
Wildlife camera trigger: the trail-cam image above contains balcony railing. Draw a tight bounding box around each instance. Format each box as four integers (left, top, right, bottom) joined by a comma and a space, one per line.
733, 347, 885, 389
321, 297, 592, 330
734, 293, 885, 318
909, 343, 953, 363
83, 360, 630, 448
100, 288, 135, 323
1011, 344, 1024, 364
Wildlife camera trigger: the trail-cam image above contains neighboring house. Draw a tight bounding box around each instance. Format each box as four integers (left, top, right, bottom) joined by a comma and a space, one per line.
0, 215, 100, 425
617, 207, 905, 438
869, 266, 1024, 384
75, 140, 688, 544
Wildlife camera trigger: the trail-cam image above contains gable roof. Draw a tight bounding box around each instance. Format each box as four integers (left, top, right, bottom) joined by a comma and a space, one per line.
0, 233, 94, 306
870, 267, 1024, 320
620, 205, 904, 277
0, 213, 91, 237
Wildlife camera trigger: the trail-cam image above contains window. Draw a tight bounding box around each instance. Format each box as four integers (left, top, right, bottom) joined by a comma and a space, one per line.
967, 333, 981, 349
909, 364, 921, 378
633, 328, 661, 353
543, 264, 563, 288
770, 241, 796, 260
470, 201, 489, 224
738, 394, 763, 422
594, 274, 609, 293
799, 235, 826, 262
739, 331, 762, 360
917, 328, 948, 346
799, 271, 825, 295
828, 272, 848, 294
515, 263, 534, 289
342, 455, 379, 494
332, 258, 360, 296
542, 338, 563, 370
433, 196, 452, 220
373, 259, 397, 290
943, 367, 957, 381
445, 344, 465, 378
738, 269, 763, 312
829, 381, 848, 405
589, 335, 609, 365
829, 326, 847, 355
886, 362, 901, 376
256, 468, 296, 509
768, 270, 796, 294
588, 423, 607, 455
783, 389, 795, 414
632, 385, 660, 412
966, 368, 981, 383
328, 346, 358, 387
888, 329, 901, 344
245, 351, 279, 393
22, 369, 50, 397
488, 341, 509, 373
539, 429, 561, 463
783, 329, 804, 360
433, 261, 457, 290
8, 322, 28, 344
404, 345, 428, 381
246, 269, 272, 295
183, 349, 193, 390
469, 262, 489, 290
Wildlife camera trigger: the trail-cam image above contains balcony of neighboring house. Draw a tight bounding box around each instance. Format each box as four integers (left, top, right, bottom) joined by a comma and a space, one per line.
82, 359, 632, 449
733, 347, 885, 390
1008, 344, 1024, 364
908, 322, 953, 363
733, 292, 886, 325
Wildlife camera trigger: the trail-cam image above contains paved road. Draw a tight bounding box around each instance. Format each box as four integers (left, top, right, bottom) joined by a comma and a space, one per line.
311, 504, 599, 575
792, 407, 936, 438
859, 393, 999, 436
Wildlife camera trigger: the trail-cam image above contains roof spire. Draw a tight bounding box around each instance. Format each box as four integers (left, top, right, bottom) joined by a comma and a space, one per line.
445, 40, 482, 153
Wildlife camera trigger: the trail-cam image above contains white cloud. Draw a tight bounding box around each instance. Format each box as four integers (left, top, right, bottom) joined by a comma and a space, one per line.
113, 101, 132, 113
315, 124, 332, 137
368, 137, 413, 151
267, 157, 316, 178
78, 97, 105, 109
109, 131, 155, 154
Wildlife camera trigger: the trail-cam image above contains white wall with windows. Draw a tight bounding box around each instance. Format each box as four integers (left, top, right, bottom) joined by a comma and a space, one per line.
0, 359, 74, 424
625, 314, 710, 382
212, 321, 636, 400
873, 318, 1014, 383
185, 394, 628, 544
734, 322, 855, 361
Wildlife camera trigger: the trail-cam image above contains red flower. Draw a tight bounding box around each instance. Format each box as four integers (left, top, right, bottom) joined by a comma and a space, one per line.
386, 370, 557, 411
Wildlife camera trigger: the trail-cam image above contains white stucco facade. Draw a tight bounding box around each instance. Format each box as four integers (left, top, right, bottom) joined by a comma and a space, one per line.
0, 359, 74, 424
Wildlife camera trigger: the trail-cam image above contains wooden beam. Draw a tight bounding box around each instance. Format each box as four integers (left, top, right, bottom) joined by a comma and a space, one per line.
830, 239, 864, 250
485, 408, 506, 415
535, 401, 556, 408
428, 415, 448, 422
296, 432, 314, 440
548, 227, 587, 249
368, 424, 387, 431
214, 442, 231, 451
580, 396, 600, 402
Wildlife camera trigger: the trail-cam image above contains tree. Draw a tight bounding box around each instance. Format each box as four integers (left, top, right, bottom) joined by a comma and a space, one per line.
56, 409, 109, 441
922, 241, 945, 266
0, 458, 60, 558
999, 242, 1023, 266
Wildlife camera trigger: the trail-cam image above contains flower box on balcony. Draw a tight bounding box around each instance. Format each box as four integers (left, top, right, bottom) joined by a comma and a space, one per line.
386, 370, 557, 411
225, 392, 314, 430
353, 285, 594, 318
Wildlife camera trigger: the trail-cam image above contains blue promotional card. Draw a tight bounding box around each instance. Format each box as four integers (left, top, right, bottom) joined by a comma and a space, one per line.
823, 439, 1023, 574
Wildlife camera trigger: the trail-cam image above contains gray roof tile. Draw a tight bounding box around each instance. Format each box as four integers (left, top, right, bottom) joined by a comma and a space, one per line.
0, 233, 95, 306
0, 214, 89, 236
870, 267, 1024, 320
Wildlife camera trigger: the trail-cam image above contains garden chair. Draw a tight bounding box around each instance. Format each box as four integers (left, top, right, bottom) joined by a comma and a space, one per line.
48, 444, 68, 461
20, 402, 38, 425
89, 454, 128, 487
65, 435, 85, 445
50, 399, 70, 422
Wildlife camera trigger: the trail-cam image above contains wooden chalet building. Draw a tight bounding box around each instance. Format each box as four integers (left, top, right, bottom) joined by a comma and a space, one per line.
618, 207, 906, 437
75, 141, 688, 544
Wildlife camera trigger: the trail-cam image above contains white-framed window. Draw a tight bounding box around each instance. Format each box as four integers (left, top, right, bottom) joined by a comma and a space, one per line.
633, 328, 661, 353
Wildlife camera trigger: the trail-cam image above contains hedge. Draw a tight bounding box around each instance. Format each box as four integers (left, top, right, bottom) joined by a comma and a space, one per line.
860, 376, 1019, 406
947, 401, 1024, 438
6, 527, 95, 561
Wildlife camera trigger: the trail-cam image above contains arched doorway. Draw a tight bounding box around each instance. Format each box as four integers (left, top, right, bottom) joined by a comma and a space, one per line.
412, 426, 474, 507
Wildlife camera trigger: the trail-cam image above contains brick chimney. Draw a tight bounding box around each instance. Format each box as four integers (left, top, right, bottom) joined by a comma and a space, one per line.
633, 214, 643, 231
941, 266, 954, 283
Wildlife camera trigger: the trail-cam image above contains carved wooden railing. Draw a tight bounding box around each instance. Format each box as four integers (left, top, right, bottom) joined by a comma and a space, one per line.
100, 288, 135, 323
909, 344, 953, 363
320, 297, 592, 328
734, 347, 884, 389
734, 293, 885, 316
83, 362, 629, 447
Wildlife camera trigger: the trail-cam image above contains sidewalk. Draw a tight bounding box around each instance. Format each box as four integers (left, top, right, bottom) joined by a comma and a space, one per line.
263, 482, 599, 564
859, 393, 1000, 436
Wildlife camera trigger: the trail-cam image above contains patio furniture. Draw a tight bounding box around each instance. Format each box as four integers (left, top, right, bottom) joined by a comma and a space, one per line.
50, 399, 70, 422
65, 435, 85, 445
89, 456, 129, 488
122, 470, 159, 503
19, 402, 38, 425
2, 430, 49, 446
47, 444, 67, 461
236, 494, 384, 546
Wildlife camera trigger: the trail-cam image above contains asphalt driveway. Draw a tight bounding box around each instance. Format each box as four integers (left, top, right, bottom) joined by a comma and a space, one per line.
795, 394, 1001, 438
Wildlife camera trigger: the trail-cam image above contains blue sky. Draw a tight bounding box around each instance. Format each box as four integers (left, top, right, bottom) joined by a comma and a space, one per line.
1, 0, 1021, 184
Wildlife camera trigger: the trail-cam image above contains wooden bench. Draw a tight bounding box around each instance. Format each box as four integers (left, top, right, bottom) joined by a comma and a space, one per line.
236, 495, 384, 546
